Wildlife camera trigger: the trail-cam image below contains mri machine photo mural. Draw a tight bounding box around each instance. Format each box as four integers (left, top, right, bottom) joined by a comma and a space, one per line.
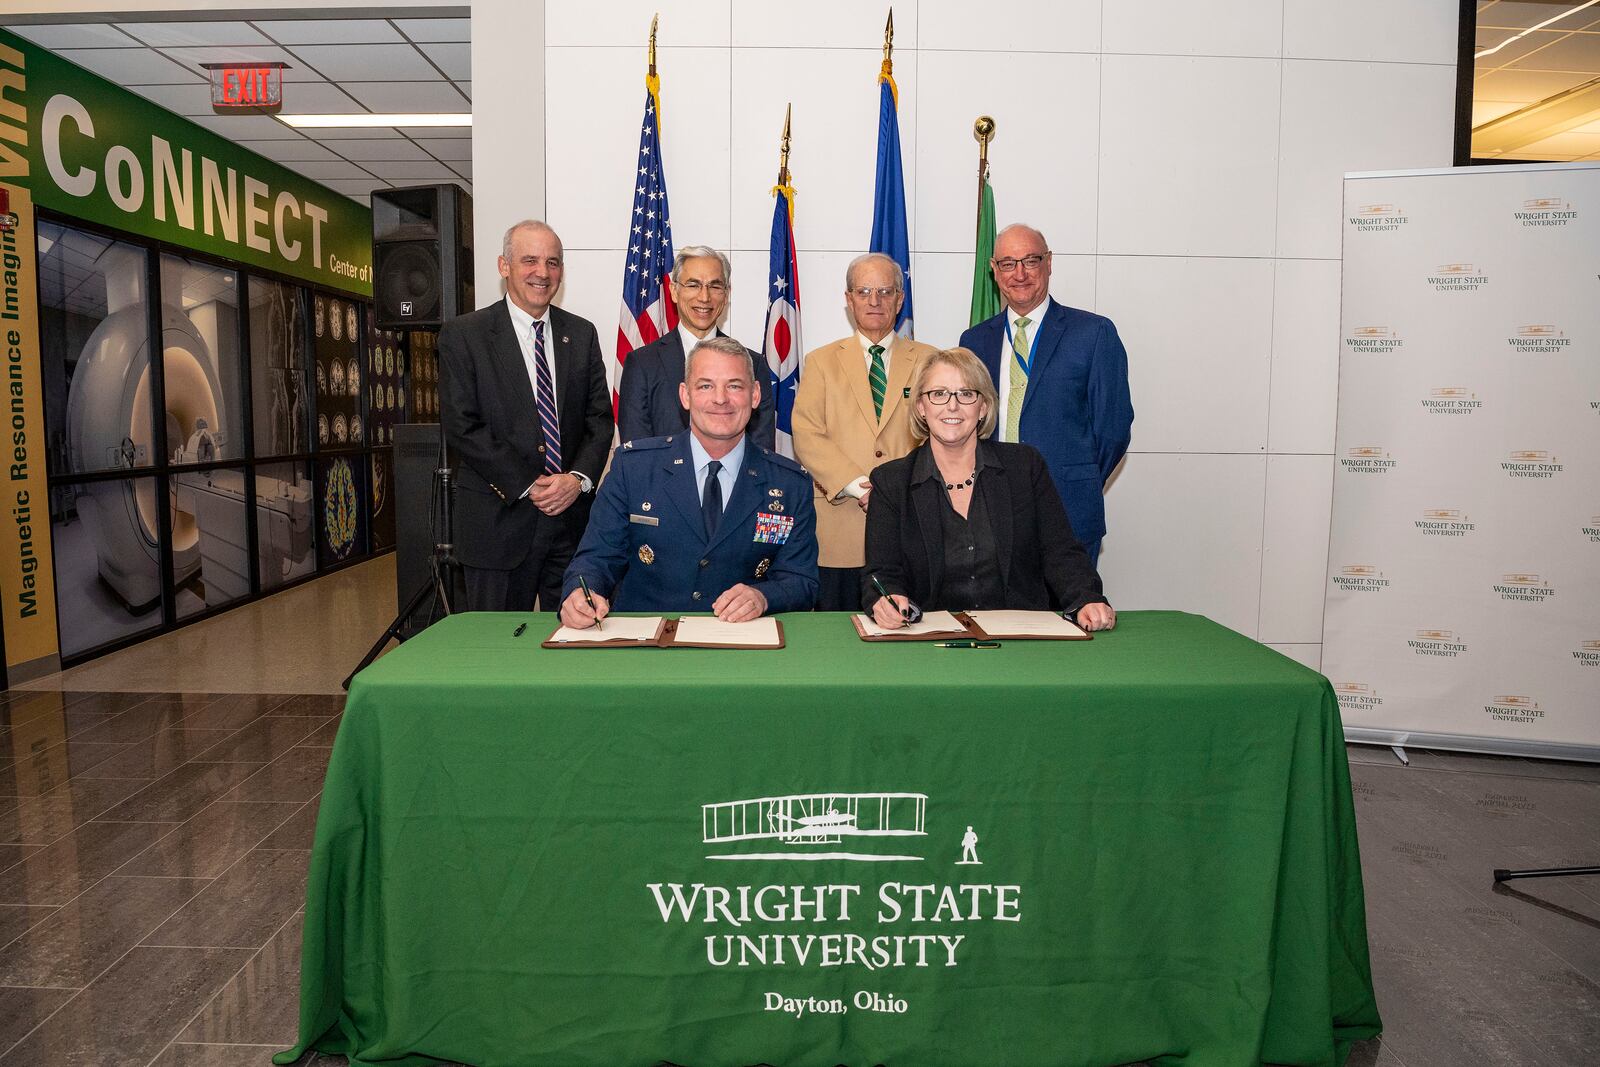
35, 217, 395, 662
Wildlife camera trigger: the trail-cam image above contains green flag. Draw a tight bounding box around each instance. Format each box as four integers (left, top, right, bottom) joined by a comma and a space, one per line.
969, 174, 1001, 327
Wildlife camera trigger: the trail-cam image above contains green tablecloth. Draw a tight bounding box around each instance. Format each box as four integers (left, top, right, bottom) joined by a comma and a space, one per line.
280, 611, 1379, 1067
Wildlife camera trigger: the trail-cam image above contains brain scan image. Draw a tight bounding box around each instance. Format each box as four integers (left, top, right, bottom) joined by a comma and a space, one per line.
346, 304, 358, 342
333, 413, 347, 443
347, 358, 361, 396
316, 363, 326, 395
314, 297, 325, 338
350, 414, 363, 442
318, 414, 329, 445
330, 360, 346, 395
330, 302, 343, 341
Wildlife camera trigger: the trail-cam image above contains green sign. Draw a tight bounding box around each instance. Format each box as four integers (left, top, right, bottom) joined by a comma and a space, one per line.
0, 30, 372, 296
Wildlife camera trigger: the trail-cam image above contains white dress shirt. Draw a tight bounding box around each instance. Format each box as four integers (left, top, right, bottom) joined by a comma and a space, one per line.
689, 433, 745, 515
997, 299, 1049, 442
842, 332, 897, 499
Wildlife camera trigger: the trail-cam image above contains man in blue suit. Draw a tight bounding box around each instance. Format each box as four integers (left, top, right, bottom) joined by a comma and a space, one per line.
959, 224, 1133, 565
560, 336, 818, 625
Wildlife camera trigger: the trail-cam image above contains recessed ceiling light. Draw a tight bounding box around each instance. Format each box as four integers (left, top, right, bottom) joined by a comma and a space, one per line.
277, 113, 471, 128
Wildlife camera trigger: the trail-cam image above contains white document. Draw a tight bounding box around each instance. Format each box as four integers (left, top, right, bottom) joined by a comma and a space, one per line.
546, 616, 665, 644
966, 610, 1087, 639
672, 616, 782, 648
854, 610, 969, 638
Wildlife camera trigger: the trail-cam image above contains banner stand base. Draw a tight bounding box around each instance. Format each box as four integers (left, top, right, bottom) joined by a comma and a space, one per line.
1344, 728, 1600, 766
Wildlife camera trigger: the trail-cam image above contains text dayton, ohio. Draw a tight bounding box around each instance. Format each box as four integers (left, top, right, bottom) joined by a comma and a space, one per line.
647, 881, 1023, 970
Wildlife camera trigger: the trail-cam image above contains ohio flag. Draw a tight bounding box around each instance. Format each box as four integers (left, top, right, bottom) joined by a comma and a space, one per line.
764, 181, 803, 457
613, 71, 676, 407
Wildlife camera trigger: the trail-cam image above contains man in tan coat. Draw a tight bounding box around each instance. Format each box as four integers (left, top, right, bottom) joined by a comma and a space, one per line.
792, 253, 937, 610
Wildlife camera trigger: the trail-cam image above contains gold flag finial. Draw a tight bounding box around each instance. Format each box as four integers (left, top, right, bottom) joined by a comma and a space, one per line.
883, 9, 894, 64
974, 115, 996, 178
648, 13, 659, 76
777, 103, 793, 187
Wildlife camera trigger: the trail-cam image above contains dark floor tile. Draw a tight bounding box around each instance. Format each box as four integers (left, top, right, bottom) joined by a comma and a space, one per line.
0, 778, 152, 845
179, 694, 290, 733
0, 742, 131, 798
266, 695, 344, 718
152, 1044, 309, 1066
0, 944, 253, 1066
72, 699, 214, 746
117, 803, 301, 879
192, 718, 330, 765
257, 798, 320, 852
179, 912, 302, 1046
223, 749, 330, 805
0, 844, 40, 871
144, 849, 309, 949
297, 716, 342, 748
0, 875, 206, 987
0, 820, 174, 905
0, 708, 130, 757
0, 985, 78, 1056
97, 763, 263, 824
0, 903, 56, 947
74, 727, 235, 781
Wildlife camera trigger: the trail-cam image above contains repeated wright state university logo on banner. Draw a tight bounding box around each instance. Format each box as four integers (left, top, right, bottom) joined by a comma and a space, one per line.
644, 790, 1024, 1017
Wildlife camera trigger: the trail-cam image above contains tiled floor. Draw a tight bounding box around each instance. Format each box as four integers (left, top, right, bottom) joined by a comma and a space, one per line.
1, 685, 1596, 1065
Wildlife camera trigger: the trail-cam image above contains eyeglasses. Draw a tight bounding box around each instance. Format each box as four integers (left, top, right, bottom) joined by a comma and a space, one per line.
991, 253, 1049, 274
677, 279, 728, 295
920, 388, 982, 406
849, 286, 899, 301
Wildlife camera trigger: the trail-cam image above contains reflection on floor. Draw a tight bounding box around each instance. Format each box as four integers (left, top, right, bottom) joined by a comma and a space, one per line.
0, 684, 1596, 1065
20, 555, 398, 697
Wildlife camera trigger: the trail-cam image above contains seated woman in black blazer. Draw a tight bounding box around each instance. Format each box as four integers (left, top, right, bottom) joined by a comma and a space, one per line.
862, 346, 1115, 632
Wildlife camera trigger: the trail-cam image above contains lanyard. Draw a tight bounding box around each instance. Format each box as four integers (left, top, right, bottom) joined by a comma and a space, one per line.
1004, 315, 1039, 378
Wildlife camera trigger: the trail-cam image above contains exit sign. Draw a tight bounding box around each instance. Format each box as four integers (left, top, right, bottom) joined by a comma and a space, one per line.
201, 62, 286, 113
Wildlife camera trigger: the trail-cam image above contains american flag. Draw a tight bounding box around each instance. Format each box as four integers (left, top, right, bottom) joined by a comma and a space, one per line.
764, 181, 803, 457
613, 75, 677, 406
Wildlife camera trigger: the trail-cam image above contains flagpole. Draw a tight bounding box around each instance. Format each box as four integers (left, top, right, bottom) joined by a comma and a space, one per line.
777, 103, 792, 187
648, 12, 658, 76
974, 115, 995, 236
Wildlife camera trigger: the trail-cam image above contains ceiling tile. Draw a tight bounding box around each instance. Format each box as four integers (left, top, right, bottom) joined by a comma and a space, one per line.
416, 139, 472, 161
238, 139, 342, 163
6, 24, 142, 49
458, 81, 471, 101
254, 19, 404, 45
287, 160, 380, 181
190, 114, 305, 140
398, 124, 471, 138
119, 22, 270, 48
365, 162, 461, 182
1474, 68, 1598, 102
128, 83, 215, 116
419, 42, 471, 80
336, 139, 431, 162
343, 81, 471, 114
395, 19, 472, 43
1504, 33, 1600, 73
56, 48, 203, 85
285, 44, 438, 81
450, 161, 473, 179
273, 82, 369, 113
159, 45, 324, 82
308, 127, 407, 140
317, 177, 392, 195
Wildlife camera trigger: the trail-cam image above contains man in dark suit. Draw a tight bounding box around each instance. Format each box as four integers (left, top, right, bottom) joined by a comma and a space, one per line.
440, 219, 614, 611
616, 246, 776, 449
959, 224, 1133, 565
560, 336, 817, 626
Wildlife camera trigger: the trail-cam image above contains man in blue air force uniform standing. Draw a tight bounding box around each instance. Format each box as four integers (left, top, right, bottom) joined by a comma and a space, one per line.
560, 336, 819, 627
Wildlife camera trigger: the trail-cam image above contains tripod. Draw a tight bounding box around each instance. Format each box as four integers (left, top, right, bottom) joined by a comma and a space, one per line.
344, 425, 462, 690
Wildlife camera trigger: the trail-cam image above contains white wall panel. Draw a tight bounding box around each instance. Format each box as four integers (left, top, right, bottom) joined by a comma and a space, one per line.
473, 0, 546, 304
1268, 257, 1341, 454
549, 248, 627, 364
1267, 643, 1323, 670
1099, 453, 1268, 638
1097, 255, 1273, 455
1275, 60, 1456, 259
914, 51, 1099, 255
1283, 0, 1459, 64
730, 48, 917, 252
546, 0, 731, 48
728, 250, 861, 367
1259, 453, 1334, 644
919, 0, 1100, 51
546, 46, 731, 254
732, 0, 919, 49
1102, 0, 1281, 58
1098, 55, 1281, 258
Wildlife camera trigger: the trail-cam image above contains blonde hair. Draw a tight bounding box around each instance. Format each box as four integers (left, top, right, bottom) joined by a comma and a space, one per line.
907, 347, 997, 441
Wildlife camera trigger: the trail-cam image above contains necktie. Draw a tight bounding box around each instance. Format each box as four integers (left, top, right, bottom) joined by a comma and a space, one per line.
1006, 316, 1031, 443
702, 460, 723, 539
531, 320, 562, 474
869, 344, 887, 420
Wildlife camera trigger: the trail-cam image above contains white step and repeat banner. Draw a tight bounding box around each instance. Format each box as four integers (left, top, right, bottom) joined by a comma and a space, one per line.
1325, 162, 1600, 761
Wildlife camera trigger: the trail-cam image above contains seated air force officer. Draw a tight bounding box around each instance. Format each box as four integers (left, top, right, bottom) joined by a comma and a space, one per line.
560, 336, 819, 626
616, 246, 777, 450
862, 347, 1115, 633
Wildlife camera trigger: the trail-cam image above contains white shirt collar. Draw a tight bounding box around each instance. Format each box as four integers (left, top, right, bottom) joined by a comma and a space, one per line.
1006, 298, 1049, 330
505, 294, 551, 340
857, 331, 895, 357
689, 432, 747, 478
678, 323, 718, 357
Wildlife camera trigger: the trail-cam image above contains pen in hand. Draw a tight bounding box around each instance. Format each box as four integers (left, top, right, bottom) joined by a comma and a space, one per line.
869, 574, 911, 621
577, 575, 603, 632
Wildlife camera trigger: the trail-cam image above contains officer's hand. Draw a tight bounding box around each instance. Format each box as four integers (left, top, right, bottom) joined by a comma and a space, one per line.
871, 594, 910, 629
1075, 602, 1116, 632
531, 473, 581, 516
560, 587, 610, 629
713, 583, 768, 623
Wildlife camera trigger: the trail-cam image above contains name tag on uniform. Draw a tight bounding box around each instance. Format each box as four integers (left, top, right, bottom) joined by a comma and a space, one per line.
629, 514, 660, 526
754, 512, 795, 544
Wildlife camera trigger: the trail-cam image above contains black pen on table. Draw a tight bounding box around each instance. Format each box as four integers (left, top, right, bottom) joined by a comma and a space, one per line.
869, 574, 912, 622
577, 575, 603, 632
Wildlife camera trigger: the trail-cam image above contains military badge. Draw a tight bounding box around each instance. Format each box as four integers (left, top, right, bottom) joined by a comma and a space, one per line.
755, 558, 771, 578
768, 501, 784, 513
754, 512, 795, 544
768, 488, 783, 497
639, 544, 655, 564
641, 501, 652, 511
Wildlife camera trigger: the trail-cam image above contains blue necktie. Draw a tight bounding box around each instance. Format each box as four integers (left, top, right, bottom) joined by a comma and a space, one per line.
702, 460, 723, 538
532, 320, 562, 474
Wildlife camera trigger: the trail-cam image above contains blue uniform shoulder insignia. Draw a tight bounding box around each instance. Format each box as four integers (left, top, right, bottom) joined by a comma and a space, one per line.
765, 451, 809, 478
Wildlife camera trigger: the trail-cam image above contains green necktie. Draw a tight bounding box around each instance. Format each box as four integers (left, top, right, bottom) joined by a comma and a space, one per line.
869, 344, 887, 421
1006, 316, 1031, 442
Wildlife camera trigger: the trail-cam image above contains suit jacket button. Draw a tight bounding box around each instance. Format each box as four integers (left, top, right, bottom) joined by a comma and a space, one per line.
875, 450, 884, 458
692, 591, 702, 601
699, 559, 709, 568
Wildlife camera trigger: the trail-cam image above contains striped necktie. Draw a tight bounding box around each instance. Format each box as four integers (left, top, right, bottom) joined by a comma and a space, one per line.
869, 344, 887, 421
531, 320, 562, 474
1006, 316, 1031, 443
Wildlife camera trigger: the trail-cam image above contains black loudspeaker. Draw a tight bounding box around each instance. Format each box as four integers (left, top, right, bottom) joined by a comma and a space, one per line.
372, 184, 474, 330
393, 422, 446, 634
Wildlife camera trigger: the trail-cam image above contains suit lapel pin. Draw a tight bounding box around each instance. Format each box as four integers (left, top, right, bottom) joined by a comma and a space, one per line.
673, 458, 684, 465
639, 544, 655, 564
747, 468, 757, 477
561, 336, 569, 343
